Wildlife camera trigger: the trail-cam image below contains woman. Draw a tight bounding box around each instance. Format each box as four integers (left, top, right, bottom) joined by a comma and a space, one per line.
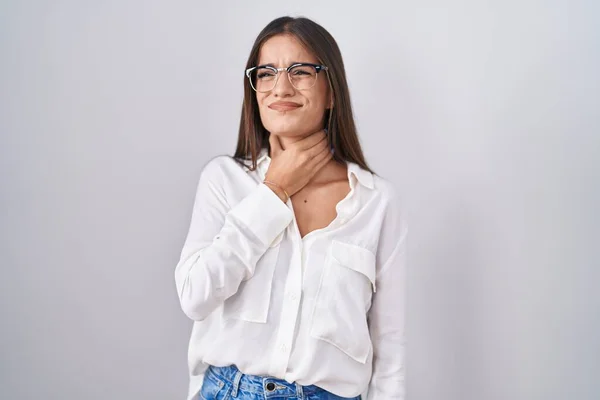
174, 16, 408, 400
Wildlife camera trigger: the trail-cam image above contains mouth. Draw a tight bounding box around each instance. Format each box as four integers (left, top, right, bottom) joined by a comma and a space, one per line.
268, 102, 302, 111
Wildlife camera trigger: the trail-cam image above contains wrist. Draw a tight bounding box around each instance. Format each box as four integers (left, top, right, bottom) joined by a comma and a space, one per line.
263, 180, 289, 203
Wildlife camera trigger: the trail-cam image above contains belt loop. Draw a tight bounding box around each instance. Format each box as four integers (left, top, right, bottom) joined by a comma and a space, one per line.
295, 383, 304, 399
231, 370, 243, 398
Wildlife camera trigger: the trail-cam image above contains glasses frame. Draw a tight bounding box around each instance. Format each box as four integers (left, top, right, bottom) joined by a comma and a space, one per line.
245, 62, 329, 93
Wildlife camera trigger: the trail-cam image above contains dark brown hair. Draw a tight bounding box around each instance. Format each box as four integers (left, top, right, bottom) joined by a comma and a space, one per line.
233, 16, 373, 174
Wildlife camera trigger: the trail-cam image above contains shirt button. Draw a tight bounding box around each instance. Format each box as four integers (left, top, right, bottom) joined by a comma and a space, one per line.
280, 343, 287, 352
289, 292, 298, 301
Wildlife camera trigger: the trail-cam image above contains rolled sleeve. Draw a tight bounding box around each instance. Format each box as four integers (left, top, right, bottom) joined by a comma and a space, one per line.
228, 182, 293, 247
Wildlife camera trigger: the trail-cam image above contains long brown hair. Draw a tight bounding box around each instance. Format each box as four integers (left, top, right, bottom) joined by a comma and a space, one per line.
233, 16, 373, 174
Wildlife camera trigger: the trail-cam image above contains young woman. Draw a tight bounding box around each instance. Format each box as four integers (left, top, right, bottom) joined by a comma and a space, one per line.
175, 16, 408, 400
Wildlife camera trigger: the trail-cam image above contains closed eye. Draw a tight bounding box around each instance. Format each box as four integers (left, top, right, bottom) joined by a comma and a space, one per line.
257, 72, 276, 79
292, 70, 311, 76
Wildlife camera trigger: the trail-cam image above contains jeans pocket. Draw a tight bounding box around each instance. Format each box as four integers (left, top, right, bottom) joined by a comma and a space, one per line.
199, 371, 229, 400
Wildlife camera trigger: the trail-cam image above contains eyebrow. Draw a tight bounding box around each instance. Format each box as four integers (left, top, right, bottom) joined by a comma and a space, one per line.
257, 62, 312, 68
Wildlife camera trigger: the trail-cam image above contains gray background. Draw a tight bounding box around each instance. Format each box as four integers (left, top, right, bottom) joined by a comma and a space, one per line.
1, 1, 598, 399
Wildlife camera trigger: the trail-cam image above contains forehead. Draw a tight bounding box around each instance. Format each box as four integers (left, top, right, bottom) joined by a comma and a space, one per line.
257, 34, 319, 65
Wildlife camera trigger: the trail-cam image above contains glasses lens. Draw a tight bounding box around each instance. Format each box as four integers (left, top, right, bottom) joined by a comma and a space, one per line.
288, 65, 317, 90
250, 67, 277, 92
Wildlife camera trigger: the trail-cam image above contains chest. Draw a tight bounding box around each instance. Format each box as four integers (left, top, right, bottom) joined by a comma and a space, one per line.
290, 181, 351, 239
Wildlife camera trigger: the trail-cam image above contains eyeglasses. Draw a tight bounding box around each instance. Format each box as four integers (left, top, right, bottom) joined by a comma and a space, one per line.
245, 63, 328, 93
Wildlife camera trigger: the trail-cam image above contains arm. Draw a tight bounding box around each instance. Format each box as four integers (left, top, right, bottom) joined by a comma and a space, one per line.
174, 158, 293, 321
367, 193, 409, 399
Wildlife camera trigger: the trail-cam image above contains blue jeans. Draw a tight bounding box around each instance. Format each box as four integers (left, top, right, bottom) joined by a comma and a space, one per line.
199, 364, 362, 400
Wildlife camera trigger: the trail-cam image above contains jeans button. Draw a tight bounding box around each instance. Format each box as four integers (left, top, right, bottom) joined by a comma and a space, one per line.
266, 382, 275, 391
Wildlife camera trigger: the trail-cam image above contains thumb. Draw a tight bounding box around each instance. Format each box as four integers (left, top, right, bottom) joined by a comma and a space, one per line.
269, 132, 282, 157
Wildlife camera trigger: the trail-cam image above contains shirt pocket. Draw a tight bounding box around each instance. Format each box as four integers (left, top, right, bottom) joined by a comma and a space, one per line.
221, 238, 281, 323
310, 239, 377, 364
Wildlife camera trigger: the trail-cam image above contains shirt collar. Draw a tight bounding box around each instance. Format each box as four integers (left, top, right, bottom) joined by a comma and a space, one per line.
256, 147, 374, 190
347, 160, 374, 189
257, 147, 269, 165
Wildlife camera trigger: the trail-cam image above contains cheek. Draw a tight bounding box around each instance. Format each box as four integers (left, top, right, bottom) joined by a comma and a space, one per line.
256, 93, 267, 107
256, 95, 269, 115
309, 81, 330, 109
305, 94, 328, 114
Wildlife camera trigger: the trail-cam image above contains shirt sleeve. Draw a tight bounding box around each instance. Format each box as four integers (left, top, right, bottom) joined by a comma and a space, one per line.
367, 191, 409, 400
174, 158, 294, 321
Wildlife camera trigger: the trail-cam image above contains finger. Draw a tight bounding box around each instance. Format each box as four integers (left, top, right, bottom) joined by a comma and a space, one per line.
308, 143, 333, 170
305, 135, 329, 159
311, 147, 333, 174
295, 129, 327, 151
269, 133, 283, 157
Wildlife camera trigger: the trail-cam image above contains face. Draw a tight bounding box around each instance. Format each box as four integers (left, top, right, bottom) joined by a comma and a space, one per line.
255, 34, 331, 138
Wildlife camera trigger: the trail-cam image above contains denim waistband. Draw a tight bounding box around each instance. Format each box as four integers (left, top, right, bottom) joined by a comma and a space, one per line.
206, 364, 326, 398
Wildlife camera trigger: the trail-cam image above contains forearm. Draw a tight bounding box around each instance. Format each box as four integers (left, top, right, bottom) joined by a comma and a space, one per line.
175, 182, 293, 321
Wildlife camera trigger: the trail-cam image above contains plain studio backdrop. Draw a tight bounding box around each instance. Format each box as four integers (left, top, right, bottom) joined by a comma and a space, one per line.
1, 1, 598, 399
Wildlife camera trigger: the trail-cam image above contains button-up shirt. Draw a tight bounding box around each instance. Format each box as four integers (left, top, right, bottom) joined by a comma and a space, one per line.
174, 148, 408, 400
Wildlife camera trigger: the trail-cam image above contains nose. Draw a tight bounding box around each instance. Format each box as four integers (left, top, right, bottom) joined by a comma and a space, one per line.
272, 70, 295, 97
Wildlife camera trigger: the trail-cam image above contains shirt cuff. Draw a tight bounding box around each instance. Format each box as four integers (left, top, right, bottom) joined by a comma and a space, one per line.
228, 183, 294, 246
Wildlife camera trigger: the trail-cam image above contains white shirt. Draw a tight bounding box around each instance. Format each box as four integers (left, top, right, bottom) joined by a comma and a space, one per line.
174, 148, 408, 400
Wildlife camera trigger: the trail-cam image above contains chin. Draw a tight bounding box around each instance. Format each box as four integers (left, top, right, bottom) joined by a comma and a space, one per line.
264, 121, 308, 137
269, 128, 305, 137
266, 119, 324, 137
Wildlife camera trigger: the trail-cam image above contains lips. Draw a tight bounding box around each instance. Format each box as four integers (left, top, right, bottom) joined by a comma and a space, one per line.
268, 101, 302, 111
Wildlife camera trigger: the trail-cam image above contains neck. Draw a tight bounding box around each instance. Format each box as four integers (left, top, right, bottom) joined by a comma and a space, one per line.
268, 133, 346, 185
274, 134, 306, 150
